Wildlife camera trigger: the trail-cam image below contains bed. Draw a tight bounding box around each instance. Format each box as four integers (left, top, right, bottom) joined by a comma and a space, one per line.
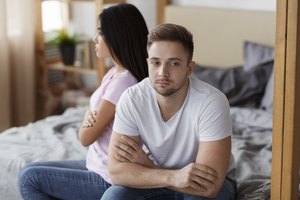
191, 41, 275, 199
0, 3, 292, 200
0, 107, 88, 200
163, 3, 277, 200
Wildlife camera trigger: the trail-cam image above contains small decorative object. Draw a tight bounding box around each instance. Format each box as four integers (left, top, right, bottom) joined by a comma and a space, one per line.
49, 30, 77, 66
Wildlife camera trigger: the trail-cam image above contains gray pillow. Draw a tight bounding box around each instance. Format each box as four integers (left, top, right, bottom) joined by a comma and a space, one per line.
244, 41, 274, 71
193, 41, 274, 108
230, 61, 273, 107
192, 65, 237, 96
243, 41, 274, 112
193, 62, 273, 108
260, 68, 274, 113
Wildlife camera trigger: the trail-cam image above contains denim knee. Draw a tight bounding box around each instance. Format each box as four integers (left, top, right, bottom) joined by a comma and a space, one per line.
18, 165, 30, 187
19, 165, 35, 183
19, 165, 44, 191
18, 165, 34, 198
101, 185, 127, 200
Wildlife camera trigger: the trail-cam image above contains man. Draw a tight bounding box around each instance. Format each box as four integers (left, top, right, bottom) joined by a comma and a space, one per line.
102, 23, 236, 200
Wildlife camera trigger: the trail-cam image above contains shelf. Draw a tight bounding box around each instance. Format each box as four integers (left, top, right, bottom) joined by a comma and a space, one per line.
47, 63, 97, 74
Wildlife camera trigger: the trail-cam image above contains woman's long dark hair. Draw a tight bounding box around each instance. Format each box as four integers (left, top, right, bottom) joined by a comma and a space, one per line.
99, 3, 149, 82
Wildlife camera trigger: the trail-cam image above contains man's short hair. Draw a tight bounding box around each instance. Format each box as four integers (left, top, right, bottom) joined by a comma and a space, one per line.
147, 23, 194, 61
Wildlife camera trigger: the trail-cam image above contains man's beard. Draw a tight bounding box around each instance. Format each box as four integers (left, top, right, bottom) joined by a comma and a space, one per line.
154, 86, 177, 96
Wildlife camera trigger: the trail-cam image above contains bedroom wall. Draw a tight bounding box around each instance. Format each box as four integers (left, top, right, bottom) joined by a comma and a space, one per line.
71, 0, 276, 40
127, 0, 156, 30
171, 0, 276, 11
130, 0, 276, 29
47, 0, 277, 46
71, 0, 157, 40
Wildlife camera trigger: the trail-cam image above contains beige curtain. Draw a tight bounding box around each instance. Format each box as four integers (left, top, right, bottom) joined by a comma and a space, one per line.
0, 0, 36, 131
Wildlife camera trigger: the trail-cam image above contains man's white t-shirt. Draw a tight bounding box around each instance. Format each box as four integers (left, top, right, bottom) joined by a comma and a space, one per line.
113, 76, 235, 174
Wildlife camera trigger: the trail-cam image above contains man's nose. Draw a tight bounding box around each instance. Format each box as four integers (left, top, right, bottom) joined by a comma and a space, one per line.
158, 63, 169, 77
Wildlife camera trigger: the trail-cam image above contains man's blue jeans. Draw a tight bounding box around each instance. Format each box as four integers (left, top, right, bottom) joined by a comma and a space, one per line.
101, 177, 236, 200
18, 160, 111, 200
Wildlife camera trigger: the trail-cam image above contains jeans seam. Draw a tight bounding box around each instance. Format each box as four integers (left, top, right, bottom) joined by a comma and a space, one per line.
20, 173, 34, 200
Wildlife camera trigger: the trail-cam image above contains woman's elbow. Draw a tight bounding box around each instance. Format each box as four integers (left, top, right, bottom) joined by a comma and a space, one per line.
79, 140, 90, 147
78, 130, 92, 147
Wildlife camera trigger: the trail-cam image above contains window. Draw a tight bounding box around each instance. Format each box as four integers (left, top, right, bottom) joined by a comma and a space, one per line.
42, 1, 63, 32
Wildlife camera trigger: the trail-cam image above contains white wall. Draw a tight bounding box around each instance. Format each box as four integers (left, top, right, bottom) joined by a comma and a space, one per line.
71, 1, 157, 39
71, 2, 97, 39
171, 0, 276, 11
70, 0, 276, 39
128, 0, 276, 31
127, 0, 156, 31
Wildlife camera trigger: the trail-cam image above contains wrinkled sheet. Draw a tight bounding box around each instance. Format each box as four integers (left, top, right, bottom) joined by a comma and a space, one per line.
0, 106, 274, 200
0, 107, 88, 200
230, 107, 273, 200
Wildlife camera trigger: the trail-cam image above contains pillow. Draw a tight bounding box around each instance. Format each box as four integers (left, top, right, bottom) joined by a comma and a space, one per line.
228, 61, 273, 107
193, 41, 274, 108
193, 61, 273, 108
192, 65, 238, 96
243, 41, 274, 112
244, 41, 274, 71
260, 68, 274, 113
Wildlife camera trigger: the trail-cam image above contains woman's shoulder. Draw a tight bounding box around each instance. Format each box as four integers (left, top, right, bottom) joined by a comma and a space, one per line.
105, 66, 116, 76
112, 70, 138, 87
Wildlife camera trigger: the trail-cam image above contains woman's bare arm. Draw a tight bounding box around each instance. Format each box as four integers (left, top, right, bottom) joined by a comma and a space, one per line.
78, 100, 115, 146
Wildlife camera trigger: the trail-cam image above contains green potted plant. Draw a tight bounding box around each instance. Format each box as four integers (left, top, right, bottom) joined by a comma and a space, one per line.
49, 30, 77, 66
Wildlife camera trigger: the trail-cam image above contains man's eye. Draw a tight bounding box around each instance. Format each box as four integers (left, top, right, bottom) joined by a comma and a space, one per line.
151, 61, 160, 65
169, 61, 179, 66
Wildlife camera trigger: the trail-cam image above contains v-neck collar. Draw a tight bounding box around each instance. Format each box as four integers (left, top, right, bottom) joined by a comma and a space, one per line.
153, 82, 190, 124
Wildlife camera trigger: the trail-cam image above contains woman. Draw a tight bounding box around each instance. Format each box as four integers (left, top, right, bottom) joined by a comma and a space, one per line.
18, 3, 148, 200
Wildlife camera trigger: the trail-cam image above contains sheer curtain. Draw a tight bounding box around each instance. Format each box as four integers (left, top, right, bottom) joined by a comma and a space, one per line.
0, 0, 36, 131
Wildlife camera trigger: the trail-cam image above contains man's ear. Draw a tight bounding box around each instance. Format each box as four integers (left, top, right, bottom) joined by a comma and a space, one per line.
187, 61, 196, 76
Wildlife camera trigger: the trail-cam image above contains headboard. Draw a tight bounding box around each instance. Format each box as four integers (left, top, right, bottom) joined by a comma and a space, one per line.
164, 5, 276, 67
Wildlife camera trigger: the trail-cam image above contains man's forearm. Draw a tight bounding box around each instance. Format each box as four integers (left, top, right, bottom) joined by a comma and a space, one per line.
109, 134, 219, 197
109, 161, 217, 198
169, 186, 207, 196
109, 133, 171, 188
109, 161, 173, 188
110, 161, 205, 194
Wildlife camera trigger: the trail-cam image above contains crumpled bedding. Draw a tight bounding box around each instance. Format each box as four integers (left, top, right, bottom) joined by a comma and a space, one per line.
0, 106, 275, 200
230, 107, 272, 200
0, 107, 88, 200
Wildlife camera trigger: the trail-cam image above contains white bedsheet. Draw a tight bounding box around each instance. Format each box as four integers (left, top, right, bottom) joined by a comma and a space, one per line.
0, 106, 274, 200
0, 107, 87, 200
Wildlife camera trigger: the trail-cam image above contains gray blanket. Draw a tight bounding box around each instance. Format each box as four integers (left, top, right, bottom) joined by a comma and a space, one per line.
230, 107, 272, 200
0, 107, 273, 200
0, 107, 87, 200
